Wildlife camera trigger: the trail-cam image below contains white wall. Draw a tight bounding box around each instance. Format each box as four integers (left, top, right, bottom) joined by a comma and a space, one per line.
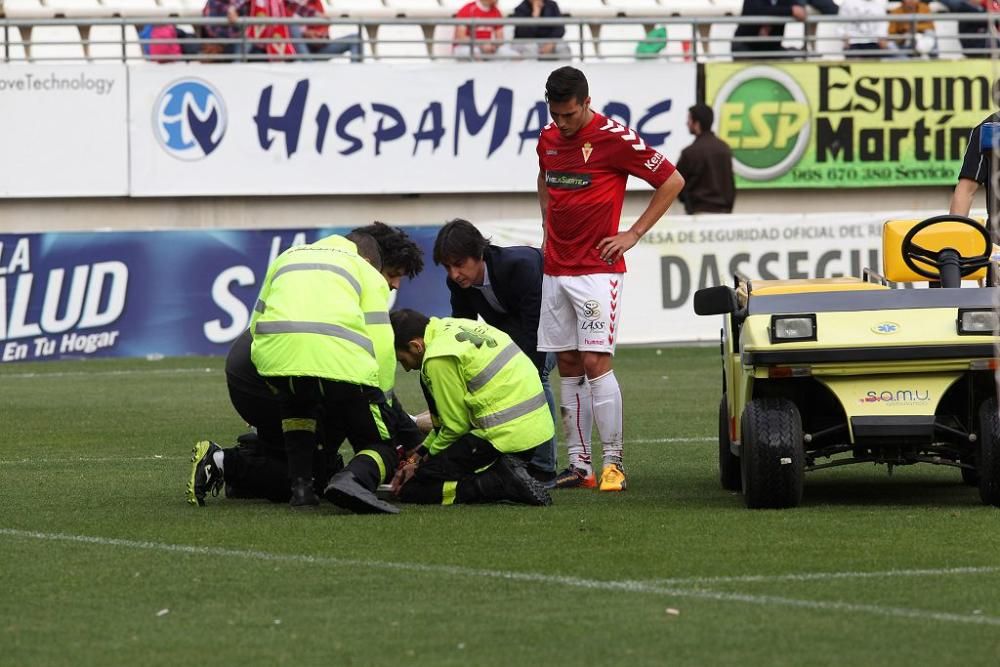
0, 186, 958, 234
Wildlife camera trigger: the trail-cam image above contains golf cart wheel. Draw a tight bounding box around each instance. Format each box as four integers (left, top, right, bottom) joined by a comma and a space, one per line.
719, 396, 741, 491
977, 397, 1000, 506
740, 398, 804, 509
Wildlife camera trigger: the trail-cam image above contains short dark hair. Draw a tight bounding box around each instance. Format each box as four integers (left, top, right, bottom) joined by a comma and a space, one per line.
351, 221, 424, 279
545, 66, 588, 104
344, 231, 382, 271
390, 308, 430, 350
433, 219, 490, 266
689, 104, 714, 132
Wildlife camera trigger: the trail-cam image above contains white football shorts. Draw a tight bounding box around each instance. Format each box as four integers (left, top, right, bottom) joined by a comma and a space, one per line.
537, 273, 624, 354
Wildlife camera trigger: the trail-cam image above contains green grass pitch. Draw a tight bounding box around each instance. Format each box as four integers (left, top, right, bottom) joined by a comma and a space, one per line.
2, 347, 1000, 666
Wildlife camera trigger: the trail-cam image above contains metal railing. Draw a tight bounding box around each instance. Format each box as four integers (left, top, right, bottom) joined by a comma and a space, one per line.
0, 13, 998, 63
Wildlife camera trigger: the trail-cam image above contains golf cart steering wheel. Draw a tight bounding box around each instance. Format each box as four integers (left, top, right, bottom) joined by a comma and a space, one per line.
901, 214, 991, 281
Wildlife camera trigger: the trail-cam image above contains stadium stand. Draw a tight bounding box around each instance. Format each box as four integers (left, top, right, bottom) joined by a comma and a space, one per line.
85, 22, 143, 59
3, 0, 53, 18
0, 0, 985, 63
103, 0, 171, 17
46, 0, 114, 18
24, 24, 86, 60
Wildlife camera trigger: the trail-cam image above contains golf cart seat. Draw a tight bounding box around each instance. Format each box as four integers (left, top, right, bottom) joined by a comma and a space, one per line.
883, 218, 989, 284
747, 277, 889, 297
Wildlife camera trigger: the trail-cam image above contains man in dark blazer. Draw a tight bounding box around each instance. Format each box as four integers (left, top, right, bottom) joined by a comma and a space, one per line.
432, 219, 557, 481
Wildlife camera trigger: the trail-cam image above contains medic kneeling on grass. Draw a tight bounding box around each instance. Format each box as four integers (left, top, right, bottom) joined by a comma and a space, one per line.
388, 309, 554, 507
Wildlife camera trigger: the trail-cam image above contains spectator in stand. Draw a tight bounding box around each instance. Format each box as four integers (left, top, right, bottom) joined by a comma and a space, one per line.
453, 0, 516, 59
285, 0, 362, 62
139, 23, 201, 62
838, 0, 889, 57
732, 0, 808, 59
202, 0, 299, 60
802, 0, 839, 13
676, 104, 735, 215
510, 0, 570, 60
887, 0, 937, 57
939, 0, 997, 56
201, 0, 248, 59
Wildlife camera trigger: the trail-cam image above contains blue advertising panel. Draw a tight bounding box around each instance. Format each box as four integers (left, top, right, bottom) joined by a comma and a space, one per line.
0, 226, 450, 363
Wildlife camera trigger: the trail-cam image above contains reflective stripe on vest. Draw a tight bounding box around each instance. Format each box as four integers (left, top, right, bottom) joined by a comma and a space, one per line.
254, 299, 266, 314
255, 321, 375, 356
272, 262, 362, 295
364, 311, 391, 325
466, 342, 520, 393
473, 392, 547, 429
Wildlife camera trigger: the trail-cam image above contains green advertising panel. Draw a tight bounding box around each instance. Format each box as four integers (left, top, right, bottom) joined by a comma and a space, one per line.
705, 61, 995, 189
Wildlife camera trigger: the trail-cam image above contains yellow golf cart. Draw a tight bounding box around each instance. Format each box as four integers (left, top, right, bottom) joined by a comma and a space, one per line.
695, 215, 999, 508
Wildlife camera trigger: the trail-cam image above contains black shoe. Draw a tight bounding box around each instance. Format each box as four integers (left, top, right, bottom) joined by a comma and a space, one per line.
476, 456, 552, 506
187, 440, 224, 507
324, 470, 400, 515
526, 464, 557, 483
290, 477, 319, 509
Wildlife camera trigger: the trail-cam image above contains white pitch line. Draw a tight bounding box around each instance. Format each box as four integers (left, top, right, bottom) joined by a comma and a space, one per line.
649, 565, 1000, 587
0, 455, 188, 466
0, 367, 215, 380
632, 437, 713, 444
651, 589, 1000, 627
2, 528, 998, 628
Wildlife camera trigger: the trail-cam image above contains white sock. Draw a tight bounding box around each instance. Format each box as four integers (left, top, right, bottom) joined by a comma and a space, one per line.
559, 375, 593, 471
212, 450, 225, 471
589, 370, 623, 466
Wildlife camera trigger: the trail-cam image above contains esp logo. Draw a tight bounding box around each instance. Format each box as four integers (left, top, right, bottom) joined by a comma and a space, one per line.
714, 67, 810, 181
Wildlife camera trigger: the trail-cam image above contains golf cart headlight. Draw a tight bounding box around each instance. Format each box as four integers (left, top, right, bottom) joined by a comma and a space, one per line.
958, 308, 998, 335
770, 314, 817, 343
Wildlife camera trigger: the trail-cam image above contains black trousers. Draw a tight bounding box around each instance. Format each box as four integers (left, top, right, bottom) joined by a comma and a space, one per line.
225, 382, 422, 458
224, 377, 404, 498
398, 434, 538, 505
223, 432, 343, 502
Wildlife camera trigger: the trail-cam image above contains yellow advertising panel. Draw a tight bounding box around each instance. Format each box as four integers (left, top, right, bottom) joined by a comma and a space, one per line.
705, 61, 994, 188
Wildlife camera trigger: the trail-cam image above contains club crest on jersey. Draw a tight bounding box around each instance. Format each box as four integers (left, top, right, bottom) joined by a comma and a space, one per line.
581, 142, 593, 163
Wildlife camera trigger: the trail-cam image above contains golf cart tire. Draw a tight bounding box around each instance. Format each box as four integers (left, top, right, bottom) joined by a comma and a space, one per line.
977, 397, 1000, 506
740, 398, 804, 509
719, 396, 741, 491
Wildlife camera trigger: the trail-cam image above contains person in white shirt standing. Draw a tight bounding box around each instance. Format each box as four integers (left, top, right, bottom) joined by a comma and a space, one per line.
838, 0, 890, 57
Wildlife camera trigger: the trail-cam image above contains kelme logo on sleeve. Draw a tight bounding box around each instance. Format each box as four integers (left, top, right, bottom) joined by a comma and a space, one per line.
714, 67, 810, 181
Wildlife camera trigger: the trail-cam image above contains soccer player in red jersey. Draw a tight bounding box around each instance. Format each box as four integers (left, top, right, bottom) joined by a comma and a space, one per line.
536, 66, 685, 492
